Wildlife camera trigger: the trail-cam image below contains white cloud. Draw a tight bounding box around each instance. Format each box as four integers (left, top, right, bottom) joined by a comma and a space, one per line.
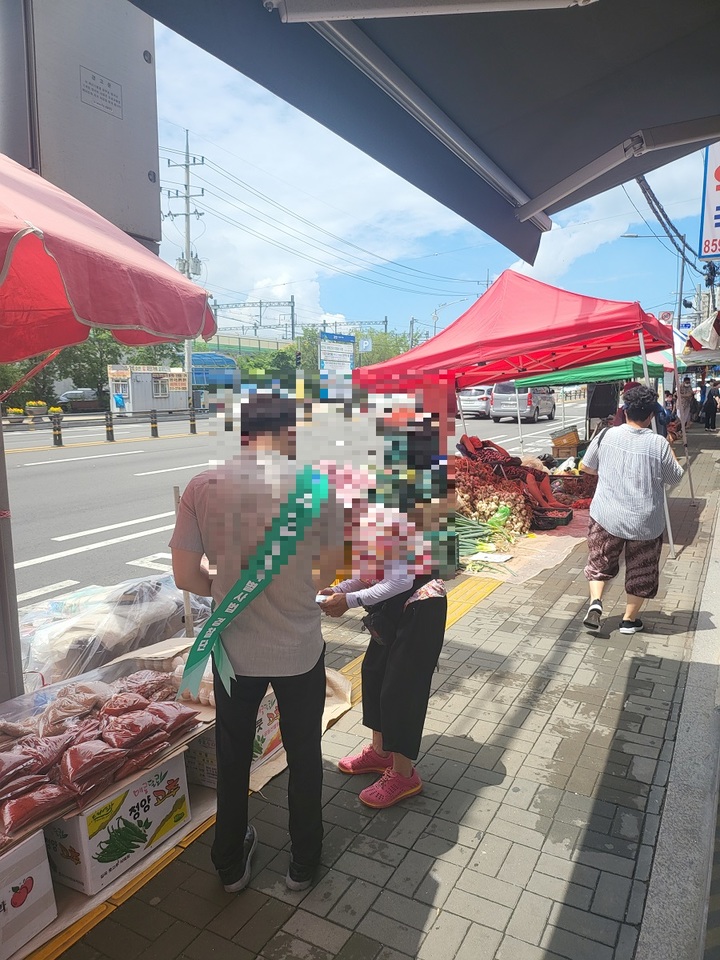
154, 26, 473, 335
511, 152, 705, 284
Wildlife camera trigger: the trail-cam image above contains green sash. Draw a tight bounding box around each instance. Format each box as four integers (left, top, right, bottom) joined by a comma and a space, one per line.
177, 464, 330, 698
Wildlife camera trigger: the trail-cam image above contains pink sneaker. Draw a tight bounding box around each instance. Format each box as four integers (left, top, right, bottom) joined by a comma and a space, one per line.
338, 744, 393, 775
359, 768, 423, 809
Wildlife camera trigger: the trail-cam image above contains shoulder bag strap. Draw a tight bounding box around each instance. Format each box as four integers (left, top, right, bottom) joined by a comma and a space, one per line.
178, 464, 330, 697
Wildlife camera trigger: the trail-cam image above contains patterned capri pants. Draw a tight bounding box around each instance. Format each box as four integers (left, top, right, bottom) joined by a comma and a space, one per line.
584, 518, 663, 599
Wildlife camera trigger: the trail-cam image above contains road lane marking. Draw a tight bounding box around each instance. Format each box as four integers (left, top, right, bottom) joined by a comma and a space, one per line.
127, 553, 173, 572
15, 524, 176, 569
17, 580, 79, 603
24, 450, 145, 466
6, 433, 208, 455
134, 463, 208, 476
53, 512, 176, 541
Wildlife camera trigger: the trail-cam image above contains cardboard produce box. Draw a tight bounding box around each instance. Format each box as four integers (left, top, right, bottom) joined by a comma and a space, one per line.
0, 831, 56, 960
44, 753, 190, 895
185, 687, 282, 789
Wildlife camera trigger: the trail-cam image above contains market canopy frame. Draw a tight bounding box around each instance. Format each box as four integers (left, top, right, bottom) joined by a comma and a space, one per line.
129, 0, 720, 263
354, 270, 673, 391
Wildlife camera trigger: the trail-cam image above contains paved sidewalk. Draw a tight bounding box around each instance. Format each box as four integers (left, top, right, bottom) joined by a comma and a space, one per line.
62, 433, 719, 960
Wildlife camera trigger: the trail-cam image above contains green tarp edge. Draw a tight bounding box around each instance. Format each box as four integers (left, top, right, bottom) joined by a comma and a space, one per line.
516, 357, 665, 389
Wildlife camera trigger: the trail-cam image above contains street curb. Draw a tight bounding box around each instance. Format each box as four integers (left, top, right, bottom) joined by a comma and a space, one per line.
636, 493, 720, 960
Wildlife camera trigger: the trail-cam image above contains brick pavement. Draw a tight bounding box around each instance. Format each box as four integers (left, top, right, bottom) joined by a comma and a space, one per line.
60, 433, 719, 960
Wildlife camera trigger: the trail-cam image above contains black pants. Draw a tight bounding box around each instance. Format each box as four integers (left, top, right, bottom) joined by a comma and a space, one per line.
211, 648, 326, 874
705, 404, 717, 429
361, 596, 447, 760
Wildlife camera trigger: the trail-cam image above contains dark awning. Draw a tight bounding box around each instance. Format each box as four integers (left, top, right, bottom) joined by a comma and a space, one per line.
130, 0, 720, 263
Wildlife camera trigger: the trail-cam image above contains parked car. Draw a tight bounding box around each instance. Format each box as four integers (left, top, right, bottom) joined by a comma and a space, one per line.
490, 381, 556, 423
457, 385, 492, 419
58, 388, 101, 412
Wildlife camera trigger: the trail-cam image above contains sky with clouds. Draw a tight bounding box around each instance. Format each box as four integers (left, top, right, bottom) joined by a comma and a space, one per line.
154, 24, 707, 343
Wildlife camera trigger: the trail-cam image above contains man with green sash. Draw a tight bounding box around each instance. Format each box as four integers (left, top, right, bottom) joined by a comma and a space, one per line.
170, 392, 344, 894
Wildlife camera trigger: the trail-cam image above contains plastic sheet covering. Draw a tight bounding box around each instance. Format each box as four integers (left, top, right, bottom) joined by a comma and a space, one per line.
19, 575, 211, 687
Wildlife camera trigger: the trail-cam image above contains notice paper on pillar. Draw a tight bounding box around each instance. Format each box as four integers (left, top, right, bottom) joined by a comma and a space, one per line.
319, 331, 355, 400
185, 686, 282, 789
0, 831, 56, 960
44, 753, 190, 896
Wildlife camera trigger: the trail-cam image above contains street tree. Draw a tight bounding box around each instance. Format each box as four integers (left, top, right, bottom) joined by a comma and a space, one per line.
53, 330, 123, 400
125, 343, 183, 366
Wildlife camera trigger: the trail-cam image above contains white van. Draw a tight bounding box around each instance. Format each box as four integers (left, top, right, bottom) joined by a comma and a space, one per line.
490, 382, 556, 423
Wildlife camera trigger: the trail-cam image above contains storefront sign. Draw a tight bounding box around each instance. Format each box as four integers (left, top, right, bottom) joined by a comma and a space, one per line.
699, 143, 720, 260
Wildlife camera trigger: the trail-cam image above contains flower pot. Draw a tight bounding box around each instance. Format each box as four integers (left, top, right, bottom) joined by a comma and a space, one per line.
25, 404, 47, 417
6, 415, 24, 425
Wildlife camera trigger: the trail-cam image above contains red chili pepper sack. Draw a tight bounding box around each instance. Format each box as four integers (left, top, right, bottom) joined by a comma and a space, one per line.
101, 710, 165, 750
1, 783, 74, 834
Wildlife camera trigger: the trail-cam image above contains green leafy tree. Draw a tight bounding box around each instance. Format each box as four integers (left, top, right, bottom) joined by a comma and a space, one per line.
0, 355, 61, 408
53, 330, 123, 401
125, 343, 183, 366
352, 329, 410, 366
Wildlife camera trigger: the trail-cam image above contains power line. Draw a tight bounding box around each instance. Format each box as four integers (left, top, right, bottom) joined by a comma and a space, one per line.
634, 176, 703, 276
161, 146, 482, 287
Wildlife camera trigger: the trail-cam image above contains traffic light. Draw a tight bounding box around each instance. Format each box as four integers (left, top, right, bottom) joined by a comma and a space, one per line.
295, 350, 302, 367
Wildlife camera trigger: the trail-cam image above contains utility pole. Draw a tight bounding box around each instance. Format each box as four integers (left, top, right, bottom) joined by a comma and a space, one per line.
167, 130, 205, 407
409, 317, 416, 348
675, 234, 686, 331
384, 315, 388, 334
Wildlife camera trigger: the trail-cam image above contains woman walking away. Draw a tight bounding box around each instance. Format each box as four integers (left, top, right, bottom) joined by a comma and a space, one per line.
579, 385, 683, 635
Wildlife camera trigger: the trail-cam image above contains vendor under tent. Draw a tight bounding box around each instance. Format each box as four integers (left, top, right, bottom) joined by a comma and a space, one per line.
0, 153, 217, 703
354, 270, 674, 391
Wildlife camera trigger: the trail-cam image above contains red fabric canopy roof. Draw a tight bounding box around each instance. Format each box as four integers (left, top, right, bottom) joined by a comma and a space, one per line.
355, 270, 673, 392
0, 153, 216, 363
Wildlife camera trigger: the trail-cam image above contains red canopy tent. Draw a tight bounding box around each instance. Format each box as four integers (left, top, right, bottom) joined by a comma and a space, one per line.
0, 154, 217, 703
355, 271, 673, 391
0, 153, 215, 362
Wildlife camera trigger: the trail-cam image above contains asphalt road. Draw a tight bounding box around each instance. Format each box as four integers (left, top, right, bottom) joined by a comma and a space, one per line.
5, 398, 588, 607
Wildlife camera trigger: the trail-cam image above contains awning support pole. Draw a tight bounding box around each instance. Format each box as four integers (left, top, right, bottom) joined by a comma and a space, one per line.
455, 383, 468, 438
0, 420, 25, 700
670, 337, 696, 502
173, 486, 195, 638
561, 387, 566, 429
514, 386, 525, 456
638, 333, 676, 559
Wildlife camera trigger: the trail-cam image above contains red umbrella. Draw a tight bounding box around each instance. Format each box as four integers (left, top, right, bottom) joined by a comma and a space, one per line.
0, 153, 215, 362
0, 153, 216, 702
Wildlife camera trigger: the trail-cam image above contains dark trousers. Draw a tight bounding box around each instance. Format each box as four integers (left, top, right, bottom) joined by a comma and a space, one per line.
705, 404, 717, 429
361, 596, 446, 760
211, 648, 326, 873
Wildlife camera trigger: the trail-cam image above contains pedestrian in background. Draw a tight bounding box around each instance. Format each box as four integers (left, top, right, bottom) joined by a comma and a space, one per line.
703, 380, 719, 432
580, 385, 683, 634
677, 376, 695, 428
